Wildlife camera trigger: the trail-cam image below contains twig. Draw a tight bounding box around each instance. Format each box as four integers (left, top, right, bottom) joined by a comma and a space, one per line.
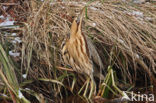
0, 3, 19, 6
0, 5, 8, 16
8, 88, 16, 103
56, 66, 74, 72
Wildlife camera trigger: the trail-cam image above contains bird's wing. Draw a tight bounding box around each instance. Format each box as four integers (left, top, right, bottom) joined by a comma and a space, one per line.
85, 35, 105, 80
85, 35, 104, 70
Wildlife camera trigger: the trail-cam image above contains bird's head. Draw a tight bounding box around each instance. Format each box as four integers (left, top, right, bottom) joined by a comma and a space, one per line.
70, 7, 85, 37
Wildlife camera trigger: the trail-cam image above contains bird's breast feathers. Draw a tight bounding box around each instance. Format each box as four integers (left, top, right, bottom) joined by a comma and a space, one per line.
61, 36, 93, 75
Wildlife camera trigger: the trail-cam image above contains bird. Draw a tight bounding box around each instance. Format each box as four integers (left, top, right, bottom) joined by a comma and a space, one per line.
61, 7, 104, 98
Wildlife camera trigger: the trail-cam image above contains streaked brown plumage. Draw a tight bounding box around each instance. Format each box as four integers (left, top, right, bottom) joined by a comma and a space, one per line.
61, 8, 104, 95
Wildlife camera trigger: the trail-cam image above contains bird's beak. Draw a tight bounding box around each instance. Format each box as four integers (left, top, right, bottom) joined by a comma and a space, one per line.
70, 7, 85, 37
76, 7, 85, 25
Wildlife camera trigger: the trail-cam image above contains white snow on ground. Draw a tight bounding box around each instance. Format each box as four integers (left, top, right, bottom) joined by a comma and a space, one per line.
132, 10, 143, 17
135, 53, 140, 59
2, 6, 8, 10
0, 16, 14, 26
92, 23, 96, 27
118, 38, 124, 44
22, 74, 27, 79
124, 10, 144, 21
1, 94, 8, 97
0, 16, 22, 58
9, 51, 20, 57
11, 33, 16, 36
0, 16, 21, 43
124, 10, 153, 22
132, 0, 146, 4
124, 10, 143, 18
11, 37, 22, 44
0, 15, 5, 19
90, 7, 98, 11
145, 17, 152, 21
25, 88, 30, 90
18, 89, 24, 99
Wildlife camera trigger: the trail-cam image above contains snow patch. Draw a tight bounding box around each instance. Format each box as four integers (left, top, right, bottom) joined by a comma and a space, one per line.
15, 37, 22, 43
124, 10, 145, 21
0, 15, 4, 19
18, 89, 24, 99
145, 17, 152, 21
9, 51, 20, 57
132, 0, 145, 4
2, 6, 8, 10
1, 94, 8, 97
118, 38, 124, 44
92, 23, 96, 27
82, 2, 87, 5
11, 33, 16, 36
135, 54, 139, 59
25, 88, 31, 91
90, 7, 98, 11
11, 37, 22, 44
124, 10, 143, 18
132, 11, 143, 17
22, 74, 27, 79
0, 17, 14, 26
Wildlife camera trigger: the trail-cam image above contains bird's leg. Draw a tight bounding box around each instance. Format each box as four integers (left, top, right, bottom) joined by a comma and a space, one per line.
88, 74, 96, 99
81, 75, 96, 99
83, 76, 90, 98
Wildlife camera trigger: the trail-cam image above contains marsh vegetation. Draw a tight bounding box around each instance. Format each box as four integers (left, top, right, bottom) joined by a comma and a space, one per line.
0, 0, 156, 103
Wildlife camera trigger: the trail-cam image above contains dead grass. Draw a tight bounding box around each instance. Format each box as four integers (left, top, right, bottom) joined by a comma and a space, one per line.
0, 0, 156, 102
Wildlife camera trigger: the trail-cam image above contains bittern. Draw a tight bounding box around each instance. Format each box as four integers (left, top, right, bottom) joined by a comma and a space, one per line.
61, 8, 104, 98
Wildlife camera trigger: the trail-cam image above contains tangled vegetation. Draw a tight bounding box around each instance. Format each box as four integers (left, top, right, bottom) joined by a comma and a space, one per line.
0, 0, 156, 103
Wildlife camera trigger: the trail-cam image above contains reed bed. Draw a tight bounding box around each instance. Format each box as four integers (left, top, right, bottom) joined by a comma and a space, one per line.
0, 0, 156, 102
